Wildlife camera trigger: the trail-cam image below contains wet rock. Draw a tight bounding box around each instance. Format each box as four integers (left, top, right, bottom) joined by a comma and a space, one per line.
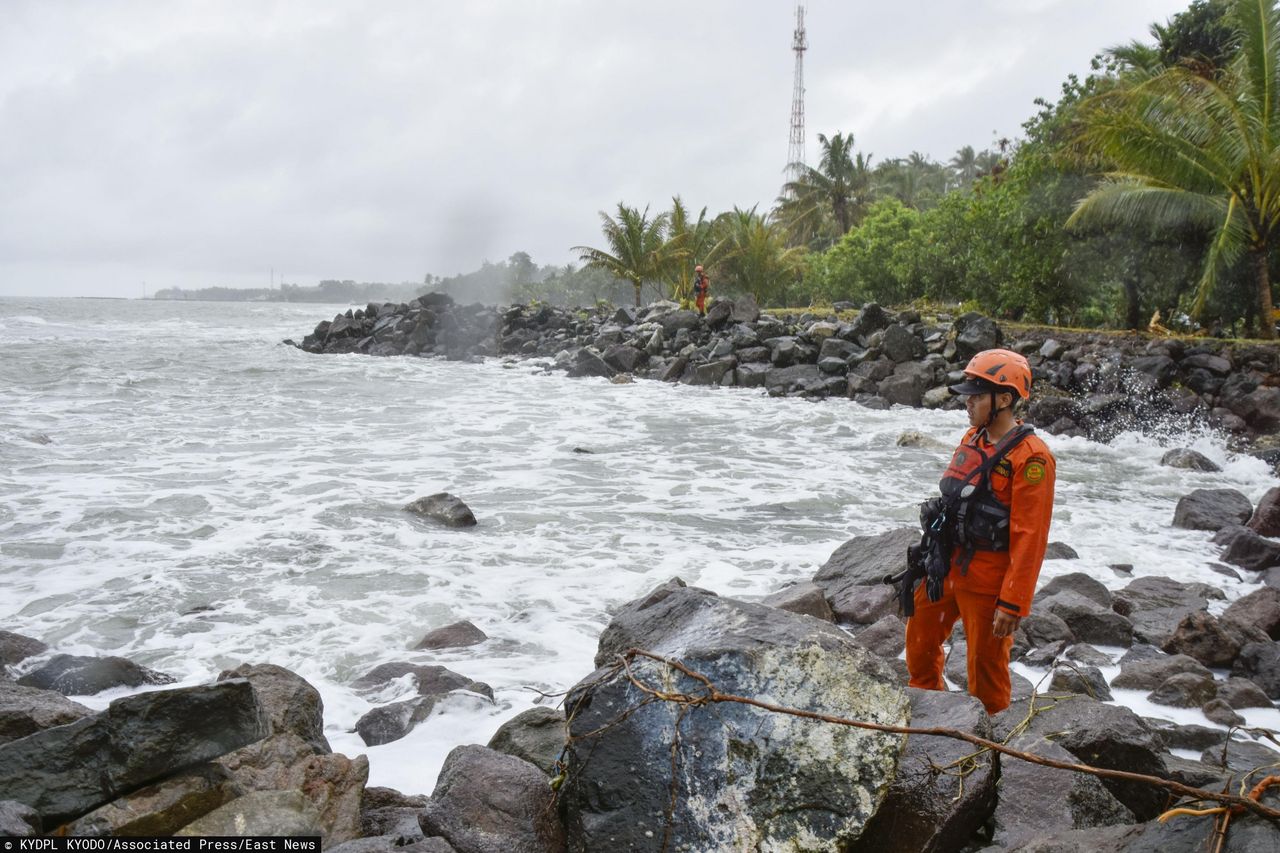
601, 344, 645, 373
1222, 586, 1280, 639
1049, 664, 1112, 700
419, 745, 564, 853
357, 786, 430, 846
1161, 755, 1229, 790
1216, 676, 1274, 709
176, 790, 322, 838
881, 323, 925, 363
764, 363, 821, 395
209, 731, 368, 844
1162, 611, 1268, 668
1247, 486, 1280, 537
217, 663, 330, 755
353, 663, 493, 701
952, 312, 1002, 360
0, 631, 46, 667
60, 766, 236, 837
415, 620, 488, 650
1231, 641, 1280, 698
0, 800, 41, 836
852, 615, 907, 661
1145, 718, 1227, 751
15, 654, 176, 696
1111, 654, 1213, 691
565, 347, 614, 379
729, 296, 761, 324
1039, 572, 1111, 607
1172, 488, 1253, 531
1147, 671, 1217, 708
1039, 591, 1134, 647
1112, 576, 1222, 646
827, 584, 898, 625
486, 707, 564, 777
1159, 448, 1221, 472
813, 527, 918, 599
561, 581, 908, 851
0, 681, 93, 745
1000, 695, 1167, 820
1201, 739, 1280, 775
850, 690, 996, 853
995, 825, 1141, 853
760, 581, 835, 622
1202, 698, 1246, 727
986, 713, 1134, 851
404, 493, 477, 528
1043, 541, 1079, 560
0, 680, 268, 826
1017, 612, 1075, 649
1062, 643, 1113, 668
1217, 525, 1280, 571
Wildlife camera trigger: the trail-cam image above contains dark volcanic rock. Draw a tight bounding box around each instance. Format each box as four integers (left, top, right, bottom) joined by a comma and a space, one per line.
562, 581, 908, 851
1217, 524, 1280, 571
1043, 541, 1080, 560
404, 493, 477, 528
760, 581, 836, 622
1147, 671, 1218, 708
1171, 488, 1252, 531
1159, 448, 1221, 472
813, 527, 918, 602
1039, 572, 1111, 607
176, 790, 323, 838
1222, 585, 1280, 639
1248, 486, 1280, 537
1111, 654, 1212, 691
216, 663, 331, 755
353, 663, 493, 700
486, 707, 564, 777
415, 620, 488, 650
0, 680, 268, 826
418, 745, 565, 853
1039, 591, 1134, 647
0, 800, 41, 837
15, 654, 175, 696
1162, 611, 1268, 668
1216, 676, 1274, 709
1231, 641, 1280, 698
1048, 664, 1112, 700
0, 681, 93, 745
850, 690, 996, 853
0, 631, 46, 667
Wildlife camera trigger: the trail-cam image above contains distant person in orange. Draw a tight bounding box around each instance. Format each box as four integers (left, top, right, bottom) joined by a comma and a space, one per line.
904, 348, 1056, 714
692, 265, 709, 316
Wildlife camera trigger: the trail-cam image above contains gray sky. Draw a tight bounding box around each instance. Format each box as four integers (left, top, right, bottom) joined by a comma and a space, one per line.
0, 0, 1194, 297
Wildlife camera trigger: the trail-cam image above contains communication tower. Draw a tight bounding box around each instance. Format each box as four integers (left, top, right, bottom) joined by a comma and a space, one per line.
787, 3, 807, 177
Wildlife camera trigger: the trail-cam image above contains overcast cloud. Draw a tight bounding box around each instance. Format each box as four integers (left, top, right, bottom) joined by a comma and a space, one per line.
0, 0, 1193, 297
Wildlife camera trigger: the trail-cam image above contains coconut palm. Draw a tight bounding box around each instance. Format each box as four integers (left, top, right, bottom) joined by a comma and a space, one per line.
573, 204, 670, 307
1069, 0, 1280, 338
659, 196, 725, 302
777, 132, 876, 250
949, 145, 980, 187
713, 206, 807, 306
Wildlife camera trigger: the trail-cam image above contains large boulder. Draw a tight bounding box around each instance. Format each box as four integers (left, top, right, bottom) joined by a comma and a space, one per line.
0, 800, 41, 836
1171, 489, 1252, 532
176, 790, 323, 838
60, 766, 236, 837
404, 493, 477, 528
1216, 525, 1280, 571
217, 663, 331, 754
204, 731, 367, 844
0, 681, 93, 745
486, 707, 564, 777
1222, 586, 1280, 639
419, 745, 564, 853
1111, 576, 1223, 646
997, 695, 1167, 821
0, 631, 47, 667
952, 313, 1002, 360
415, 621, 489, 650
355, 663, 494, 749
850, 690, 996, 853
1110, 654, 1213, 691
1159, 448, 1221, 472
1161, 611, 1267, 668
1248, 486, 1280, 536
1038, 592, 1134, 647
813, 528, 918, 607
561, 581, 909, 851
1231, 641, 1280, 698
0, 680, 269, 826
761, 582, 836, 622
15, 654, 175, 696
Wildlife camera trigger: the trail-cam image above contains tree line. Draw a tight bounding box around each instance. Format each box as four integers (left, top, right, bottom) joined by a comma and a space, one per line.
570, 0, 1280, 340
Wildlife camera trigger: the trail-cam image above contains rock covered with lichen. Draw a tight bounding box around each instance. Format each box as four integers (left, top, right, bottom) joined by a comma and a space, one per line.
557, 579, 909, 852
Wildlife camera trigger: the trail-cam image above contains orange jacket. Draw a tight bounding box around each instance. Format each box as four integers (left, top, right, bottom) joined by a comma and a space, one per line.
949, 425, 1055, 617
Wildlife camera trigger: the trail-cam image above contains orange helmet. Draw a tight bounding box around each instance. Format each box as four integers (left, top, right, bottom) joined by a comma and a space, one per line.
950, 348, 1032, 400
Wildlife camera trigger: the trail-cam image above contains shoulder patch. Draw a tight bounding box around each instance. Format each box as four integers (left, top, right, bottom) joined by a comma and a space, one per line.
1026, 455, 1048, 465
1024, 461, 1047, 484
994, 459, 1013, 478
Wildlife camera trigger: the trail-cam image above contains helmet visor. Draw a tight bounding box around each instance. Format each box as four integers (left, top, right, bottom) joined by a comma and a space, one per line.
948, 377, 1007, 396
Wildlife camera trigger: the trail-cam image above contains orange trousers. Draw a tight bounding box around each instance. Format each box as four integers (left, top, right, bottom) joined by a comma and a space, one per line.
905, 578, 1013, 714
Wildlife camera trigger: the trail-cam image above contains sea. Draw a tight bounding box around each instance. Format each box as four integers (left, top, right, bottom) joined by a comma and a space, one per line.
1, 297, 1276, 794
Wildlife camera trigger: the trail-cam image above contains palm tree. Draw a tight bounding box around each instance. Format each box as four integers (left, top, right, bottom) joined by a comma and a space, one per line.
949, 145, 980, 188
713, 206, 807, 306
659, 196, 724, 302
1069, 0, 1280, 338
777, 132, 876, 249
573, 204, 670, 307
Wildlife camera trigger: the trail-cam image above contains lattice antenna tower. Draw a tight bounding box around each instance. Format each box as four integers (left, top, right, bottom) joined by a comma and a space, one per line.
787, 3, 808, 178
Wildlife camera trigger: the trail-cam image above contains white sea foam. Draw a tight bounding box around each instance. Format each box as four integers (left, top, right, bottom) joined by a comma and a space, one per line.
1, 297, 1276, 794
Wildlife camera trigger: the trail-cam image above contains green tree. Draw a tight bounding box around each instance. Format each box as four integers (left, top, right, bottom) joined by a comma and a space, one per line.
660, 196, 723, 301
776, 132, 877, 250
573, 203, 670, 307
1070, 0, 1280, 338
712, 207, 807, 306
810, 198, 921, 305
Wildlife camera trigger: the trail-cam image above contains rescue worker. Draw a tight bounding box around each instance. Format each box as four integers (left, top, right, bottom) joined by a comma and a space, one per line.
692, 265, 709, 316
905, 348, 1056, 714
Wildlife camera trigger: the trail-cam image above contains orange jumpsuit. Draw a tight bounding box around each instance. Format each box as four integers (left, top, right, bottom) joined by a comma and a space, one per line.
693, 273, 708, 315
905, 424, 1056, 713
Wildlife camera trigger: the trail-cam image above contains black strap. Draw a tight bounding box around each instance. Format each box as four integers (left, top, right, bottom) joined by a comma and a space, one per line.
952, 425, 1035, 572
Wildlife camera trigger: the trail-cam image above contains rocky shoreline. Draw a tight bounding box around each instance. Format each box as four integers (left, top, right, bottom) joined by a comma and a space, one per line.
290, 294, 1280, 458
3, 478, 1279, 850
